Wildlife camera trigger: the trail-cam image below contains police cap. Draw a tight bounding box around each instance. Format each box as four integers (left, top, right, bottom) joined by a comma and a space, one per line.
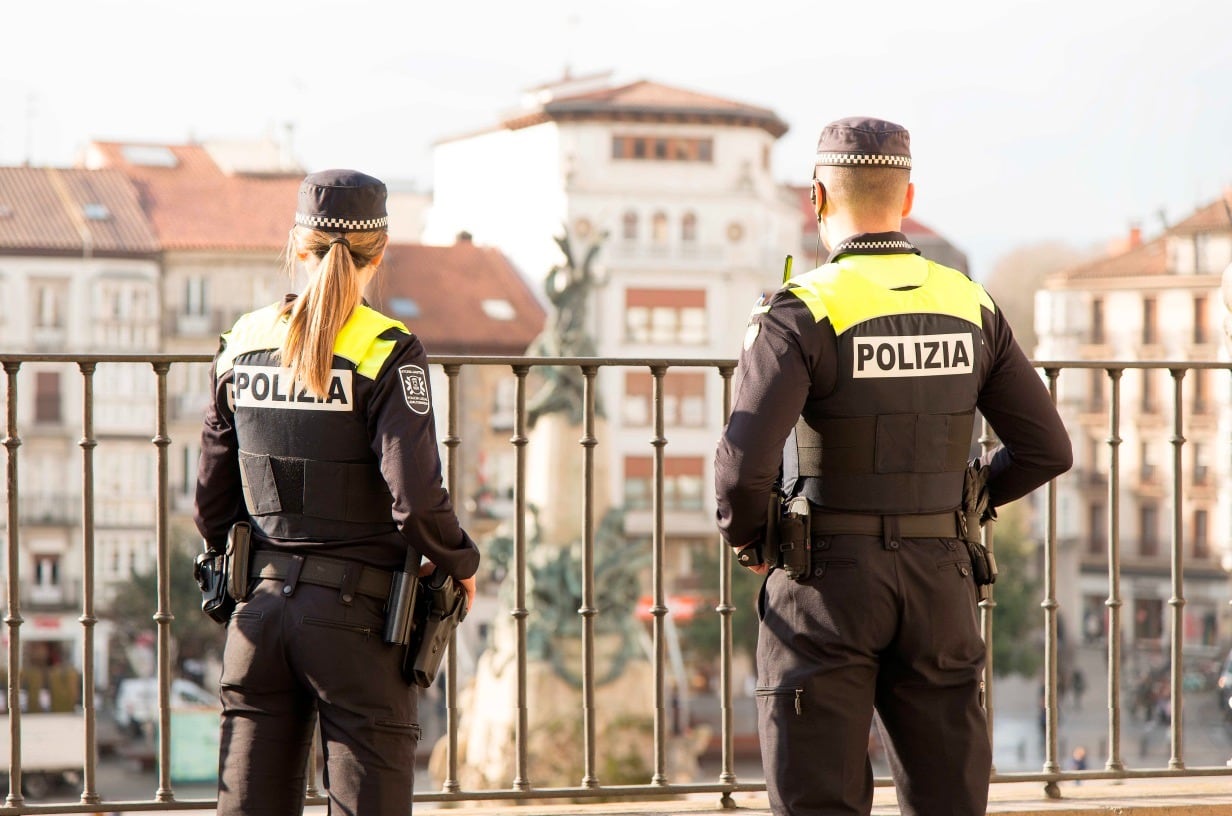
815, 117, 911, 170
294, 169, 389, 232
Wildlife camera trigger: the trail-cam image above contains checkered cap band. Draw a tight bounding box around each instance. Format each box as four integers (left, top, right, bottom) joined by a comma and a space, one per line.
816, 152, 912, 169
837, 240, 914, 252
295, 212, 389, 231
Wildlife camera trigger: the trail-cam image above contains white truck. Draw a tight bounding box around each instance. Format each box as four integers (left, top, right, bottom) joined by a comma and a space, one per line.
0, 713, 86, 799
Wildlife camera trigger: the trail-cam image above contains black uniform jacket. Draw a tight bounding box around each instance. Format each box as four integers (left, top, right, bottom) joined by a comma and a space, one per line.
715, 233, 1073, 550
195, 297, 480, 579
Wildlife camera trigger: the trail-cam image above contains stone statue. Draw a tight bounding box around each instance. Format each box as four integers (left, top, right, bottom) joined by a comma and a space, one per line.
486, 507, 644, 686
526, 227, 608, 428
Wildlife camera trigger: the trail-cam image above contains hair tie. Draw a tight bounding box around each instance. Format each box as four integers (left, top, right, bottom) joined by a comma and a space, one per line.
329, 236, 351, 250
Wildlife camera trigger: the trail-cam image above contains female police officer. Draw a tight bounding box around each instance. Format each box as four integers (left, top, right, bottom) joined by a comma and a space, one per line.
195, 169, 479, 815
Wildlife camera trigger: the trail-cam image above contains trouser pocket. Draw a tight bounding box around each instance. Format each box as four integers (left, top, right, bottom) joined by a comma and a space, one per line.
755, 685, 803, 715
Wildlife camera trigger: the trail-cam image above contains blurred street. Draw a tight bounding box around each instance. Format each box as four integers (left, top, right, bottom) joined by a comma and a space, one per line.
16, 643, 1232, 812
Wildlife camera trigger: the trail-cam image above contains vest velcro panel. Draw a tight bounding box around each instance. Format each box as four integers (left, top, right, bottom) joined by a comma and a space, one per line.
239, 451, 395, 523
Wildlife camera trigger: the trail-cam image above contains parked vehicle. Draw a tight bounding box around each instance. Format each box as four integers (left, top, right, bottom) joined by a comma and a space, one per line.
113, 678, 218, 737
0, 712, 85, 799
1216, 648, 1232, 719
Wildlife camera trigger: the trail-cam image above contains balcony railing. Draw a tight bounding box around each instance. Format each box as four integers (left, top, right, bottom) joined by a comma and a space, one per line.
1, 353, 1231, 813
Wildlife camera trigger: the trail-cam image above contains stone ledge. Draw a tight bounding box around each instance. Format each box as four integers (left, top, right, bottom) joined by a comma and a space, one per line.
419, 777, 1232, 815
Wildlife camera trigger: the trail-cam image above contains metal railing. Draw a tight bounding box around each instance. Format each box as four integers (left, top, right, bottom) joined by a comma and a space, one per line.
0, 353, 1230, 813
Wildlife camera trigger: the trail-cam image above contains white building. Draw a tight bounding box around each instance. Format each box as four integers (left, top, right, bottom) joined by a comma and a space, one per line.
0, 167, 162, 684
426, 72, 802, 572
1036, 199, 1232, 650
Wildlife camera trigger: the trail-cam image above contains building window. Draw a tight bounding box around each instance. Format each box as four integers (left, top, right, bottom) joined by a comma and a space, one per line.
181, 442, 200, 496
1138, 441, 1155, 483
1140, 370, 1156, 414
1088, 369, 1105, 410
1142, 297, 1157, 345
1139, 503, 1159, 558
1090, 297, 1104, 344
623, 455, 705, 511
185, 277, 208, 317
1087, 502, 1106, 556
1193, 509, 1209, 559
762, 144, 771, 172
623, 371, 707, 428
1193, 295, 1208, 344
1192, 368, 1208, 414
34, 554, 60, 589
1192, 442, 1209, 485
625, 288, 707, 345
611, 136, 714, 163
34, 282, 65, 329
651, 212, 669, 244
622, 211, 638, 241
681, 212, 697, 243
34, 371, 62, 424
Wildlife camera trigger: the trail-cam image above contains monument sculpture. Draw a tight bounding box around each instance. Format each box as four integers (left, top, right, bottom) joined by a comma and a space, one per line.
437, 227, 706, 790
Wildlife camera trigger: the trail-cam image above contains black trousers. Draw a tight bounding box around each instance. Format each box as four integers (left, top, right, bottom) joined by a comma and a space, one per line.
755, 534, 990, 816
217, 579, 420, 816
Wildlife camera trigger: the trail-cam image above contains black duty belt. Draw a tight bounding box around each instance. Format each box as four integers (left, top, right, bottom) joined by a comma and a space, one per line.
251, 551, 393, 600
811, 511, 960, 539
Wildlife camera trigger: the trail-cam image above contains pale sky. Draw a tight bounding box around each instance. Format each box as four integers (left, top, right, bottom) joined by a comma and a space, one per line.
3, 0, 1230, 277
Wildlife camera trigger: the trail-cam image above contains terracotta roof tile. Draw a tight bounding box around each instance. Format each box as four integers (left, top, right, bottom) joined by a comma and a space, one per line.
551, 79, 777, 116
1170, 196, 1232, 234
541, 80, 788, 137
367, 241, 546, 355
1051, 237, 1167, 281
0, 167, 159, 255
435, 78, 789, 143
87, 141, 300, 251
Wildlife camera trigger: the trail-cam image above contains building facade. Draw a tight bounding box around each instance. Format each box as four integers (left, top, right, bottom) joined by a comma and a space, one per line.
1036, 196, 1232, 652
0, 167, 162, 687
82, 141, 303, 529
364, 236, 546, 543
427, 72, 802, 583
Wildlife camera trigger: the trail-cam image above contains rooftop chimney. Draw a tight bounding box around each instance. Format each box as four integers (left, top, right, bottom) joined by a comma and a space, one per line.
456, 230, 474, 244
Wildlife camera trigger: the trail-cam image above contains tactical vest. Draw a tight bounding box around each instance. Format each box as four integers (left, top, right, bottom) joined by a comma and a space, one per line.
786, 253, 993, 514
215, 303, 409, 542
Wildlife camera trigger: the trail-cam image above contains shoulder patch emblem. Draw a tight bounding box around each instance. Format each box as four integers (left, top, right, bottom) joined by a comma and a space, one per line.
398, 365, 431, 415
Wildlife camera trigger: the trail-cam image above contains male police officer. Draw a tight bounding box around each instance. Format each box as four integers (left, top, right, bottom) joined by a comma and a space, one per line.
714, 118, 1072, 815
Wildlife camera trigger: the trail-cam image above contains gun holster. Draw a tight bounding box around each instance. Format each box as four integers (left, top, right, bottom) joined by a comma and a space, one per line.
225, 522, 252, 602
194, 522, 252, 624
965, 538, 998, 588
776, 497, 812, 582
402, 570, 468, 688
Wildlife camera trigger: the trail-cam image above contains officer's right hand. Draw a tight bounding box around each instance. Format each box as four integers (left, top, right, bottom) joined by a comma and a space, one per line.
420, 561, 477, 612
458, 575, 477, 612
745, 563, 770, 576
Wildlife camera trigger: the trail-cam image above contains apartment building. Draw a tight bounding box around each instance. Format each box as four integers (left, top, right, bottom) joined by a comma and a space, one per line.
82, 141, 303, 529
426, 72, 802, 582
1035, 198, 1232, 649
0, 166, 161, 673
364, 236, 545, 540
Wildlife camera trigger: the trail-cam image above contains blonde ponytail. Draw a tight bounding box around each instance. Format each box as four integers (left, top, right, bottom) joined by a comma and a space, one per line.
280, 226, 388, 398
